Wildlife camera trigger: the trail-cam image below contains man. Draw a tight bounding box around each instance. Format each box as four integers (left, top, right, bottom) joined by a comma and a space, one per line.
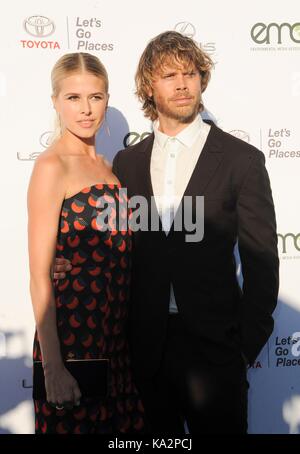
55, 31, 279, 434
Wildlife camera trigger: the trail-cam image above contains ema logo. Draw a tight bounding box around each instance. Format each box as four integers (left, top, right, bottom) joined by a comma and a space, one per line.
251, 22, 300, 44
277, 232, 300, 255
21, 15, 60, 50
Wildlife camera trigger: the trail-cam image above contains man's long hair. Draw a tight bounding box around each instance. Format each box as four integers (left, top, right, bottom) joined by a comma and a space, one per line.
135, 31, 213, 121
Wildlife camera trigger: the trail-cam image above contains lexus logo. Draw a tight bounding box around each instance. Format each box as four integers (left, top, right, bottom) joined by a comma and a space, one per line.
228, 130, 250, 143
23, 15, 55, 37
123, 132, 151, 148
40, 131, 53, 148
174, 22, 196, 38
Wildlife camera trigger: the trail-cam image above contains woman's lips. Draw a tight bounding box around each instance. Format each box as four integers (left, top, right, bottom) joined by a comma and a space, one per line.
78, 120, 94, 128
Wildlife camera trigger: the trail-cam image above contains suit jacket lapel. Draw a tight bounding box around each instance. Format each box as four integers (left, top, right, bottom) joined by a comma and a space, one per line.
184, 123, 224, 198
135, 133, 154, 199
134, 134, 164, 231
134, 125, 224, 234
171, 124, 224, 232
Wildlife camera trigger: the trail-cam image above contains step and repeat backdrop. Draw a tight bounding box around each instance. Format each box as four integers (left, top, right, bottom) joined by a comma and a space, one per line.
0, 0, 299, 434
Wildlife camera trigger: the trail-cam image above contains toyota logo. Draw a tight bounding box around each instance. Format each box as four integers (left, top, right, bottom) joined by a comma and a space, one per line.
24, 15, 55, 37
174, 22, 196, 38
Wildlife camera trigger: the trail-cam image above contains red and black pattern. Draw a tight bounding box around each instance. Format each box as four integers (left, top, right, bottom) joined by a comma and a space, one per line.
33, 183, 144, 433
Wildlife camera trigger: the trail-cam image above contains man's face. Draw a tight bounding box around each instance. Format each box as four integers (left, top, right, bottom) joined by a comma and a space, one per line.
149, 60, 202, 124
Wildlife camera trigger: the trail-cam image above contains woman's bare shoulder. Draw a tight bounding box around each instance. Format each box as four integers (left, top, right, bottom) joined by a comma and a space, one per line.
34, 145, 68, 174
28, 147, 69, 200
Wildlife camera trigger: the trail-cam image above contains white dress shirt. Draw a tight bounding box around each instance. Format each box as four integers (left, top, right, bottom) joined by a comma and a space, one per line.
151, 114, 211, 313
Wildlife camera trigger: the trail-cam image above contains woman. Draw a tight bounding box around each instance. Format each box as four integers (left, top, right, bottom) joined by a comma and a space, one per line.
28, 52, 144, 434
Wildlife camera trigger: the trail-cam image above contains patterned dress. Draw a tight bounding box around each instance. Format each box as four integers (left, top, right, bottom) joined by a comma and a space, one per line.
33, 183, 144, 434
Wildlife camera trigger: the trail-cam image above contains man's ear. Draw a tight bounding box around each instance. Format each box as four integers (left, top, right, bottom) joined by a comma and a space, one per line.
147, 87, 153, 98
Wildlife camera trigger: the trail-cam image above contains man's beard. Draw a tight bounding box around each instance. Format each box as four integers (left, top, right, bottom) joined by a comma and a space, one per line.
154, 93, 201, 124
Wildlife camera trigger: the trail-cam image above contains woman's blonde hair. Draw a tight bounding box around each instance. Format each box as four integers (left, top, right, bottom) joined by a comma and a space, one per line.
135, 31, 213, 121
50, 52, 108, 142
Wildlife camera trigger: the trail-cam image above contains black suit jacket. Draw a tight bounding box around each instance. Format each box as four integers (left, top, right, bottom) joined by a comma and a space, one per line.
113, 122, 279, 379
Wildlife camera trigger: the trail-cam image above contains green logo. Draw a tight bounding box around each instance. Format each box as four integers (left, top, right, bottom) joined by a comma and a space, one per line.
251, 22, 300, 44
294, 24, 300, 39
277, 233, 300, 254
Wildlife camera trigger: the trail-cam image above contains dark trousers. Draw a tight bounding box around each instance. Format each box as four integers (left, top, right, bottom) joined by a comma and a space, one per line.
135, 314, 249, 434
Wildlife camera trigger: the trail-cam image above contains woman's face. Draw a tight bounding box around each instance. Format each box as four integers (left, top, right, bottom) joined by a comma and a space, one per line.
53, 72, 108, 139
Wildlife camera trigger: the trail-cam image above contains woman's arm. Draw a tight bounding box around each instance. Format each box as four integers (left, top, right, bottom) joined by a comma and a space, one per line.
27, 153, 81, 407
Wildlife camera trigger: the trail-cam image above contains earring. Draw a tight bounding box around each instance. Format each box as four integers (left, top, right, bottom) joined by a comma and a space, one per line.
104, 112, 111, 137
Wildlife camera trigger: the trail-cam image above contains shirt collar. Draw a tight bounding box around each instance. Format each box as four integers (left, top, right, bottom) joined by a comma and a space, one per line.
153, 114, 204, 149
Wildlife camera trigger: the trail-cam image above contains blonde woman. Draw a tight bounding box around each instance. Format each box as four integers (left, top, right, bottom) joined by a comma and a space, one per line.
28, 52, 144, 434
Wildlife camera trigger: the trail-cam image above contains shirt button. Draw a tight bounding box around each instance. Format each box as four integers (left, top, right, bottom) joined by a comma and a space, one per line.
170, 153, 175, 158
167, 180, 172, 184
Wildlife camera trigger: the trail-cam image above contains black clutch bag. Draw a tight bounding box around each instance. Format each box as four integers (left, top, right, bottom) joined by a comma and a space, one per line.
33, 359, 110, 400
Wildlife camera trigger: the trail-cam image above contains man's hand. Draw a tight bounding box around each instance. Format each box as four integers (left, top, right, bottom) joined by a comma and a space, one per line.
53, 258, 72, 280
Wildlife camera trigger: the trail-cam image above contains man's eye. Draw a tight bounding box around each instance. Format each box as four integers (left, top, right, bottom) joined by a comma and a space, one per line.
92, 96, 102, 100
68, 96, 79, 100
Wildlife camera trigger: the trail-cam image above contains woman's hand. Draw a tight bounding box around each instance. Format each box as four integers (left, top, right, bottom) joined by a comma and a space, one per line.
44, 363, 82, 410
